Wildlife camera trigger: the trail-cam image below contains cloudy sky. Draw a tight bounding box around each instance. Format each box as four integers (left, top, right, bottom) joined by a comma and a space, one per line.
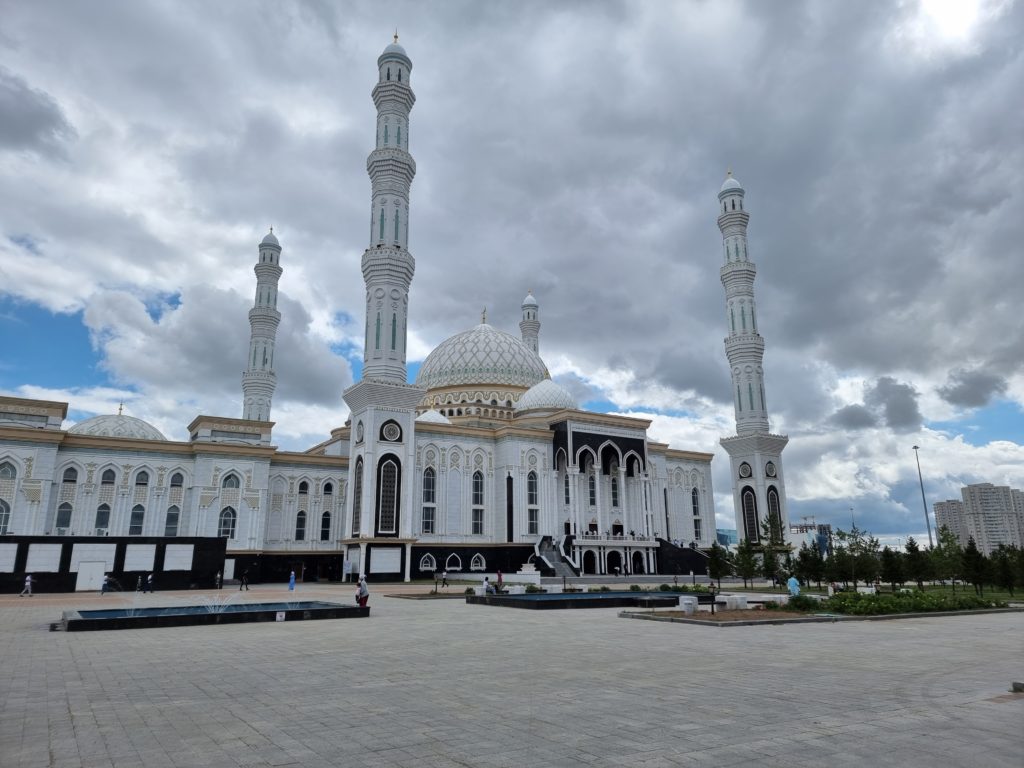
2, 0, 1022, 544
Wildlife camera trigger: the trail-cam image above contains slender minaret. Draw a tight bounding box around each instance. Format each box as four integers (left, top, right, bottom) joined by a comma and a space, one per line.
342, 36, 426, 579
519, 291, 540, 354
242, 229, 282, 421
362, 32, 417, 382
717, 173, 790, 545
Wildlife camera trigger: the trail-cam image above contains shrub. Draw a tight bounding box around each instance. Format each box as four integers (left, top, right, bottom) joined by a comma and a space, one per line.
464, 587, 475, 595
824, 591, 1005, 616
598, 585, 611, 592
786, 594, 820, 612
629, 584, 642, 592
525, 584, 541, 593
659, 584, 671, 592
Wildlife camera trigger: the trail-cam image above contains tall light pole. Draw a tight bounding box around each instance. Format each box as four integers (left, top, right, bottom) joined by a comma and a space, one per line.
912, 445, 934, 548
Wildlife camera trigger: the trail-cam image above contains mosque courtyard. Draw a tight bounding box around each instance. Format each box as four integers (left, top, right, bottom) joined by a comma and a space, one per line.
1, 584, 1021, 768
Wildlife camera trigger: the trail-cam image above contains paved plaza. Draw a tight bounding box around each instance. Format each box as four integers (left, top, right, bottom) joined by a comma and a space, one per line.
1, 584, 1021, 768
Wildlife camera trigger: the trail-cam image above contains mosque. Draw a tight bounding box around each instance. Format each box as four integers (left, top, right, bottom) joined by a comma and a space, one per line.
0, 38, 788, 588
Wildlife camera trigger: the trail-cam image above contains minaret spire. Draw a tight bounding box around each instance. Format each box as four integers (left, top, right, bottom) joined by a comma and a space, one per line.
717, 173, 790, 546
242, 229, 282, 421
520, 290, 540, 354
360, 35, 417, 381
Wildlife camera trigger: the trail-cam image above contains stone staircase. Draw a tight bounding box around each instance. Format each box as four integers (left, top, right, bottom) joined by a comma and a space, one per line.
537, 536, 579, 578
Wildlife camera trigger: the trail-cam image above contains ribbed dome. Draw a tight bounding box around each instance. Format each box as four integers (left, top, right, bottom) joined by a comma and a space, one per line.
416, 409, 451, 425
261, 230, 279, 247
720, 175, 742, 192
416, 324, 549, 391
69, 414, 167, 441
522, 291, 537, 307
515, 379, 577, 412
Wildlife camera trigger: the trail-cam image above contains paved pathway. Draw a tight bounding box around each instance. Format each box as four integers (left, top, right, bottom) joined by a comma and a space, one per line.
1, 584, 1021, 767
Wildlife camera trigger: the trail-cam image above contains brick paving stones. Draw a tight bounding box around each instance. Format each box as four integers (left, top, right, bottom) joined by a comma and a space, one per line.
1, 585, 1021, 767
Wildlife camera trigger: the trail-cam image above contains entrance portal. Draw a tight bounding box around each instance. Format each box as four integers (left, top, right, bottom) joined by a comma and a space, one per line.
583, 550, 597, 574
606, 550, 622, 575
632, 551, 645, 575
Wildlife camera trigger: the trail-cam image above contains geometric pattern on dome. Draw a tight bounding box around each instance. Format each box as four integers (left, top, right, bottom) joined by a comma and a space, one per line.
415, 323, 549, 391
68, 414, 168, 441
515, 378, 577, 412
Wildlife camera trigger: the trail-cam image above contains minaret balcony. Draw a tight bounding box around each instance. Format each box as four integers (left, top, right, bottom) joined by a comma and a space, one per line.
254, 263, 283, 280
724, 334, 765, 355
371, 82, 416, 111
367, 149, 416, 182
716, 211, 750, 229
361, 245, 415, 282
248, 306, 281, 322
720, 262, 757, 281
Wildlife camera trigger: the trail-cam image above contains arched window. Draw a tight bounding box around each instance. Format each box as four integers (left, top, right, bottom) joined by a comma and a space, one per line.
295, 510, 306, 541
397, 124, 402, 147
470, 553, 486, 571
749, 382, 755, 411
375, 311, 382, 349
737, 385, 742, 411
588, 473, 596, 506
222, 474, 240, 489
170, 472, 184, 488
767, 486, 782, 541
62, 467, 78, 483
323, 481, 333, 496
742, 489, 759, 543
419, 553, 436, 571
384, 123, 389, 144
391, 312, 397, 349
386, 66, 391, 81
422, 467, 436, 534
379, 207, 385, 241
527, 470, 539, 535
564, 472, 570, 505
298, 481, 308, 495
0, 499, 9, 535
611, 476, 619, 507
135, 471, 149, 487
352, 458, 363, 536
56, 502, 72, 530
218, 507, 236, 538
445, 553, 462, 571
94, 504, 110, 531
527, 471, 538, 506
129, 505, 145, 536
691, 488, 700, 517
397, 68, 402, 82
165, 506, 180, 537
732, 198, 736, 210
320, 511, 331, 541
0, 461, 15, 480
471, 471, 484, 535
377, 457, 399, 534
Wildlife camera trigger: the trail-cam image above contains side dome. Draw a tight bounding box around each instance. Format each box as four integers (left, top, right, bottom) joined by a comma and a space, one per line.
416, 323, 549, 391
416, 409, 451, 425
69, 414, 168, 441
515, 379, 577, 412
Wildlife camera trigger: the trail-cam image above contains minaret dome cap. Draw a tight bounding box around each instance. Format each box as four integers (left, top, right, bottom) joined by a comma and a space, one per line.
720, 174, 743, 193
261, 229, 280, 247
522, 291, 538, 307
379, 34, 411, 67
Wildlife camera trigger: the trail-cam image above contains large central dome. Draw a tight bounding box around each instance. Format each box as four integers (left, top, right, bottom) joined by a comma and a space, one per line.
416, 323, 549, 391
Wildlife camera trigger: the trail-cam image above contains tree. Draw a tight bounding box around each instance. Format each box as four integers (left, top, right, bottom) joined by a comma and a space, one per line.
961, 537, 988, 596
806, 542, 826, 588
734, 538, 758, 588
825, 541, 852, 587
793, 543, 814, 586
903, 536, 932, 590
991, 545, 1016, 596
707, 542, 731, 589
879, 546, 905, 591
931, 525, 963, 592
761, 545, 779, 587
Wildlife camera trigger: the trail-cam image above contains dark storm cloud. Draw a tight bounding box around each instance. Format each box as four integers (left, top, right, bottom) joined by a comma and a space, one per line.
937, 367, 1008, 408
831, 404, 878, 430
0, 67, 75, 154
865, 376, 922, 433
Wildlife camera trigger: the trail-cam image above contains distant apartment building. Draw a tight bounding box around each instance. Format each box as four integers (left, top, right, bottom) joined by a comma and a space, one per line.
934, 483, 1024, 555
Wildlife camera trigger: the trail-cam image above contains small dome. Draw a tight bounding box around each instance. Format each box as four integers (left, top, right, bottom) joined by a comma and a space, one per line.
383, 41, 407, 57
416, 323, 549, 391
416, 409, 451, 425
515, 379, 577, 413
720, 175, 742, 193
261, 230, 280, 247
522, 291, 538, 307
69, 414, 168, 441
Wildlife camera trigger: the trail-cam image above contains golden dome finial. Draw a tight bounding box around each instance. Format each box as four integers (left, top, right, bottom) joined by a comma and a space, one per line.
394, 29, 399, 44
726, 168, 732, 177
481, 307, 487, 324
117, 401, 124, 416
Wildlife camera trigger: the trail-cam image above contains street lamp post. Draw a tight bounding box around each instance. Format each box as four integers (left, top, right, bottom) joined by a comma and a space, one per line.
912, 445, 934, 549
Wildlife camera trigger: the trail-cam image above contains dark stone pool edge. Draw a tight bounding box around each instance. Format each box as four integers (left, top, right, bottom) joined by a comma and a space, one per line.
466, 594, 679, 610
62, 603, 369, 631
618, 606, 1024, 627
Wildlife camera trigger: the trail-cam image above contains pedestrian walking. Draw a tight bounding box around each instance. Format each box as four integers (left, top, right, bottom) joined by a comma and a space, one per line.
146, 573, 155, 593
288, 570, 296, 591
19, 573, 33, 596
356, 575, 369, 608
215, 571, 222, 589
441, 569, 449, 588
136, 575, 143, 592
239, 569, 250, 591
100, 574, 110, 595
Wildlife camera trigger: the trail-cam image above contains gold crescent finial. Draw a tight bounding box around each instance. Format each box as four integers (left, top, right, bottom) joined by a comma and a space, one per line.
269, 225, 273, 233
726, 168, 732, 177
394, 29, 399, 43
117, 401, 124, 416
482, 307, 487, 324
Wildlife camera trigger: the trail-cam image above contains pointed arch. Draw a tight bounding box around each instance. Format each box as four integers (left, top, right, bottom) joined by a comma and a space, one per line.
470, 553, 486, 571
218, 507, 236, 538
129, 505, 145, 536
0, 460, 17, 480
94, 504, 111, 532
62, 466, 79, 483
320, 510, 331, 541
165, 506, 180, 537
375, 454, 401, 535
445, 553, 462, 571
56, 502, 72, 530
0, 498, 9, 535
221, 473, 241, 489
295, 510, 307, 541
351, 458, 363, 536
741, 486, 759, 543
419, 553, 436, 572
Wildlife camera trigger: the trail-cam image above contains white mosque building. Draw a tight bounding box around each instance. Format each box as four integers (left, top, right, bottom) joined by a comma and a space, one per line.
0, 38, 787, 588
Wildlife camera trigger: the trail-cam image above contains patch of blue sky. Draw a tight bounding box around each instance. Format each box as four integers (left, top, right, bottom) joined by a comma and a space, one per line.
143, 291, 182, 322
0, 298, 103, 391
8, 233, 42, 255
927, 400, 1024, 447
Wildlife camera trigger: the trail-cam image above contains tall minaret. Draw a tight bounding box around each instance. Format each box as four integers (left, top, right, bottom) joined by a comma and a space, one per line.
242, 230, 282, 421
717, 173, 790, 545
342, 36, 426, 580
362, 32, 417, 382
519, 291, 540, 354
